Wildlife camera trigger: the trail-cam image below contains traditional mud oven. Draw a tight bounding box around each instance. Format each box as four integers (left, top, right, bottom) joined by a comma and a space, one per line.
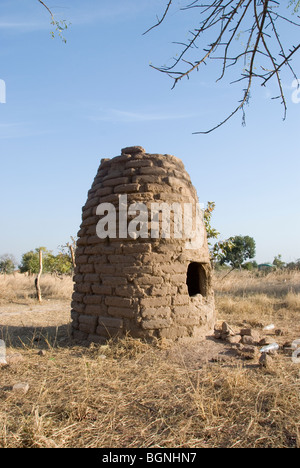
71, 146, 215, 343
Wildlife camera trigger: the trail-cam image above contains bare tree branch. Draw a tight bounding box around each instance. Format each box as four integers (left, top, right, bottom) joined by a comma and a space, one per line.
37, 0, 53, 18
143, 0, 173, 35
144, 0, 300, 133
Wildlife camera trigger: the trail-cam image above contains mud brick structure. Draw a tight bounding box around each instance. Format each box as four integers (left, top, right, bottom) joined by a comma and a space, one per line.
71, 146, 215, 343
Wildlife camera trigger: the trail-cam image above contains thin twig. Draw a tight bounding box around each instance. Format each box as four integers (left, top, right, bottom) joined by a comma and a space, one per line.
143, 0, 173, 35
37, 0, 53, 17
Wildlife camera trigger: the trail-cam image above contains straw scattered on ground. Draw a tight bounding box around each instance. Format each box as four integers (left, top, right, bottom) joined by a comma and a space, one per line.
0, 271, 299, 448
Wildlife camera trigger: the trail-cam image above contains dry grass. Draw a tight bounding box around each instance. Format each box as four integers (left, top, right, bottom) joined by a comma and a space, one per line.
0, 271, 300, 448
0, 273, 73, 304
213, 270, 300, 334
214, 269, 300, 296
0, 337, 299, 448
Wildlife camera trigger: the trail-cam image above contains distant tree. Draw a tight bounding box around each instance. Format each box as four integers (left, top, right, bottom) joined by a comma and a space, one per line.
48, 252, 73, 275
220, 235, 256, 269
0, 254, 16, 275
19, 247, 73, 275
286, 259, 300, 270
293, 259, 300, 270
242, 260, 258, 270
273, 254, 286, 269
58, 236, 78, 271
19, 247, 49, 274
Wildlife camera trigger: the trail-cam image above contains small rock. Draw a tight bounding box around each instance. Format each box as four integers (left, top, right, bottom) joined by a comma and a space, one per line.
238, 345, 259, 360
240, 328, 261, 342
12, 382, 30, 395
251, 330, 261, 342
275, 329, 284, 336
222, 322, 235, 336
240, 328, 252, 336
259, 337, 276, 346
122, 146, 145, 154
234, 343, 244, 350
211, 355, 233, 363
243, 345, 258, 354
6, 353, 24, 365
38, 350, 47, 356
259, 352, 273, 369
241, 335, 255, 345
226, 335, 241, 344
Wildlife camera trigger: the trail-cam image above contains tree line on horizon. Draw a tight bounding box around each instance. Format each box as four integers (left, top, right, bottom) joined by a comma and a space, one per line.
0, 203, 298, 276
0, 241, 76, 276
0, 239, 299, 276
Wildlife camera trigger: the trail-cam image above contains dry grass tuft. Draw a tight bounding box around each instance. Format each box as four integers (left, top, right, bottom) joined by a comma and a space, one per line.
214, 269, 300, 297
214, 270, 300, 333
285, 292, 300, 312
0, 337, 299, 448
0, 273, 73, 304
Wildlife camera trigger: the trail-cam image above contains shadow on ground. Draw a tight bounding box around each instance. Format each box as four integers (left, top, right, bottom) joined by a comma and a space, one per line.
0, 323, 75, 349
0, 322, 242, 370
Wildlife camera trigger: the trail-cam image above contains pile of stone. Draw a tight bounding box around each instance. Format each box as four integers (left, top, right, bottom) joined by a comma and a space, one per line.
214, 322, 283, 366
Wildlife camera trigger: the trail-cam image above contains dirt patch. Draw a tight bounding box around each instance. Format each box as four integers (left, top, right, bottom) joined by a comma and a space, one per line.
0, 300, 70, 323
0, 300, 233, 366
157, 337, 236, 370
0, 300, 72, 347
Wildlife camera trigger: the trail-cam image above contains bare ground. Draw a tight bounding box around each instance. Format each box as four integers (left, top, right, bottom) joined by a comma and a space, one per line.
0, 300, 233, 369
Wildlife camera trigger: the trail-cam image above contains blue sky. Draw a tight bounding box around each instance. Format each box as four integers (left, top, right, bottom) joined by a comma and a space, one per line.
0, 0, 299, 265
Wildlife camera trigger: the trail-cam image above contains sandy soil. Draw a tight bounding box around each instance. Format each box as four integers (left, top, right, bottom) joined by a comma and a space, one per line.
0, 300, 72, 348
0, 299, 235, 369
